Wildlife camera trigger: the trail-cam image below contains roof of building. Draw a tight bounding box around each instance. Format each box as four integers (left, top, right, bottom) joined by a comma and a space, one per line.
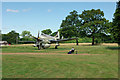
0, 41, 8, 44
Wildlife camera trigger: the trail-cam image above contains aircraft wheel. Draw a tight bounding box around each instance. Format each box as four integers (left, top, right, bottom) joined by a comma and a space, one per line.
55, 45, 58, 49
38, 45, 41, 50
42, 46, 45, 49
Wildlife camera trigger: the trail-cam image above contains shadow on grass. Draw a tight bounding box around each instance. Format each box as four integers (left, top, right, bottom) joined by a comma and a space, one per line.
106, 46, 120, 50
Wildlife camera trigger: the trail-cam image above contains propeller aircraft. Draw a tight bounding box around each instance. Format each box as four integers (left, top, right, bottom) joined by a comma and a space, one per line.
19, 31, 77, 50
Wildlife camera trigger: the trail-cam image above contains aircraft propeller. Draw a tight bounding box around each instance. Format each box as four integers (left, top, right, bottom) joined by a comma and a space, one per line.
33, 31, 42, 41
38, 31, 40, 39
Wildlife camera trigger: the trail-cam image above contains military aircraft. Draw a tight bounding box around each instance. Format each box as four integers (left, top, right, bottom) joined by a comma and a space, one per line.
19, 31, 77, 50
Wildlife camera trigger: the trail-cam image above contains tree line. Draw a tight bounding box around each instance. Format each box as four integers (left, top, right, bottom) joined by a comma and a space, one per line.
1, 1, 120, 45
1, 29, 57, 44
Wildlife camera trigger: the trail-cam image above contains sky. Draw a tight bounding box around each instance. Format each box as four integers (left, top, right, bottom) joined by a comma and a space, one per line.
2, 2, 116, 36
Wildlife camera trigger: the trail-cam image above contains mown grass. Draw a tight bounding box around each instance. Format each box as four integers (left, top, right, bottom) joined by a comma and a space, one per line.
2, 44, 118, 78
2, 44, 119, 54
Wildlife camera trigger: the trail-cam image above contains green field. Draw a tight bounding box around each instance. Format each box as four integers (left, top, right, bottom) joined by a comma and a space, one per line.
2, 44, 119, 78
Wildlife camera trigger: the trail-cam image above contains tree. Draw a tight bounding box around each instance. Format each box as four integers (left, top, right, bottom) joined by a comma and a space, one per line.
60, 10, 82, 38
21, 30, 32, 38
51, 31, 57, 37
106, 22, 116, 43
2, 34, 7, 42
79, 9, 109, 45
41, 29, 52, 35
112, 1, 120, 45
2, 30, 19, 44
20, 30, 34, 41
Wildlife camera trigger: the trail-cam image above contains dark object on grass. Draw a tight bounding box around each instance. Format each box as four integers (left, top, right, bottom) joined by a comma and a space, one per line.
68, 51, 72, 54
68, 47, 75, 54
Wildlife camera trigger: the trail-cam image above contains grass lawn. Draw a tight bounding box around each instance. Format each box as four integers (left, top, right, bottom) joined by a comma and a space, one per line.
2, 43, 119, 78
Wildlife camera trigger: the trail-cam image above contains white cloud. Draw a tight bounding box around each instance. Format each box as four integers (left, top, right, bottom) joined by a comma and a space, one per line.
22, 8, 32, 12
6, 9, 19, 13
48, 9, 52, 12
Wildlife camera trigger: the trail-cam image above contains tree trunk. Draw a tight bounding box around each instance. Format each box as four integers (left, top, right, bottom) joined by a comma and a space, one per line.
118, 43, 120, 47
92, 29, 95, 45
92, 35, 95, 45
76, 38, 78, 45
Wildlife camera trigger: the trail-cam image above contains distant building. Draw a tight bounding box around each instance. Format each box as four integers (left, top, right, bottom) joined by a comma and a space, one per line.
0, 41, 9, 46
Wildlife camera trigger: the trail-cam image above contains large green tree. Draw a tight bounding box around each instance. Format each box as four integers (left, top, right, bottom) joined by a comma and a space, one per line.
20, 30, 34, 41
112, 1, 120, 45
51, 31, 57, 37
2, 30, 19, 44
60, 10, 82, 38
21, 30, 32, 38
79, 9, 109, 45
41, 29, 52, 35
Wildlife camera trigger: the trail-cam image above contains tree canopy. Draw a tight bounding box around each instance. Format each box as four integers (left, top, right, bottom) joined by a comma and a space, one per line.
79, 9, 109, 45
112, 1, 120, 45
41, 29, 52, 35
2, 30, 19, 44
21, 30, 32, 38
60, 10, 82, 38
20, 30, 34, 41
51, 31, 57, 37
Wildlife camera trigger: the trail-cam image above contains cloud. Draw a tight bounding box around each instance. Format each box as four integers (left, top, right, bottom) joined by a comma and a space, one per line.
48, 9, 52, 12
6, 9, 19, 13
22, 8, 32, 12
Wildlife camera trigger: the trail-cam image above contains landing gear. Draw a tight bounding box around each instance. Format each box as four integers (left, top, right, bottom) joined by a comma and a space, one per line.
37, 45, 41, 50
37, 43, 42, 50
55, 42, 59, 49
55, 45, 58, 49
42, 46, 45, 49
